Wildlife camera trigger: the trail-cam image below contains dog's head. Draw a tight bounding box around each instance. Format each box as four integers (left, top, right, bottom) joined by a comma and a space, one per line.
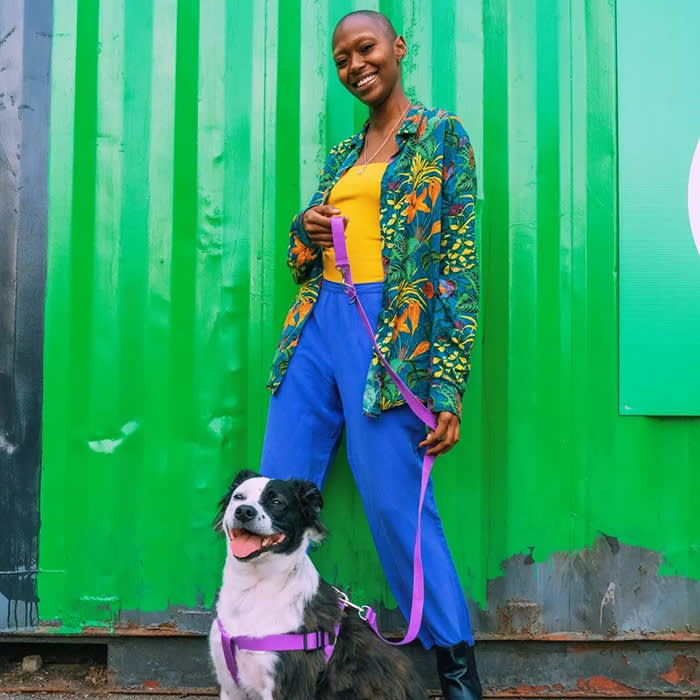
215, 470, 326, 561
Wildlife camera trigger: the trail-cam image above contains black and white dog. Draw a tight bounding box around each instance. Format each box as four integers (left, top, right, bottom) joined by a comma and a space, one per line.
210, 469, 426, 700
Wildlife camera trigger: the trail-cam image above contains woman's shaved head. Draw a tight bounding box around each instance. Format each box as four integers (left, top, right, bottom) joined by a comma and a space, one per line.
333, 10, 398, 44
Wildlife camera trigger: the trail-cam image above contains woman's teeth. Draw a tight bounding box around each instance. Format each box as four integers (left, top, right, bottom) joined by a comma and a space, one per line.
357, 73, 378, 88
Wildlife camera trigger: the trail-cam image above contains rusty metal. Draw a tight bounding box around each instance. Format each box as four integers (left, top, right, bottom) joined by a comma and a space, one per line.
0, 685, 219, 695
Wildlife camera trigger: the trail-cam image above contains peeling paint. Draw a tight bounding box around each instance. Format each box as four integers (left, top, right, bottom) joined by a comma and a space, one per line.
599, 582, 616, 626
87, 420, 140, 454
660, 654, 699, 686
577, 675, 638, 693
496, 599, 545, 636
479, 537, 700, 638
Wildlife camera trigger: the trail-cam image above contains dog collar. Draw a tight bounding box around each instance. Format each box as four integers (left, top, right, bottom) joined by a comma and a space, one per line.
217, 618, 340, 686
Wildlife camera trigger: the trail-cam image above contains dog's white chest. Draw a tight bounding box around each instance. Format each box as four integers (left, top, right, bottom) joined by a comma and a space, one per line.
211, 555, 319, 700
210, 620, 278, 700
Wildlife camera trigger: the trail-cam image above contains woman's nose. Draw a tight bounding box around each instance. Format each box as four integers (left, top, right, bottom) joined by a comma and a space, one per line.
349, 52, 364, 72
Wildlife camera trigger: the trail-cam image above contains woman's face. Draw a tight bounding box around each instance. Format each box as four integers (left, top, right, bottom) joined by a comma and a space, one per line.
332, 15, 406, 107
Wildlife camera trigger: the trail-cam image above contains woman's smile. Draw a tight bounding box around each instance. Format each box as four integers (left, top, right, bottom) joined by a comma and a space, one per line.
354, 72, 378, 89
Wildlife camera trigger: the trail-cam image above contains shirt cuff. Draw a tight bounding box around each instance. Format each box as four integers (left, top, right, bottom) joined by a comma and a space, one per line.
428, 379, 463, 419
293, 209, 316, 247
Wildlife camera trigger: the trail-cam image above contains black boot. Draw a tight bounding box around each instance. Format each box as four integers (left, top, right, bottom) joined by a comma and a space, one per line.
436, 641, 483, 700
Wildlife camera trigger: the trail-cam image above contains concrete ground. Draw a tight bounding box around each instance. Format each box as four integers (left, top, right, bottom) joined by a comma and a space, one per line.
0, 696, 218, 700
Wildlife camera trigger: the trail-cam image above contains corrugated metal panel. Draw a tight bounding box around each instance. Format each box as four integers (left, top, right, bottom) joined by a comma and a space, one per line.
34, 0, 700, 640
0, 0, 52, 631
477, 0, 700, 637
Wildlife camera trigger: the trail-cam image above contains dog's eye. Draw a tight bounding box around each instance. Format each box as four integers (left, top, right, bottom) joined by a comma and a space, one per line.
270, 498, 284, 507
233, 493, 245, 501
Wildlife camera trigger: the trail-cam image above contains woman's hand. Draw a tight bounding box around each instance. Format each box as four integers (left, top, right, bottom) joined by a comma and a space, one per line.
302, 205, 346, 248
419, 411, 460, 456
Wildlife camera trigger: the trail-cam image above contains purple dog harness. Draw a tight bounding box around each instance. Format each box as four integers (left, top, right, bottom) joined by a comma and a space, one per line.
217, 617, 341, 686
217, 217, 435, 684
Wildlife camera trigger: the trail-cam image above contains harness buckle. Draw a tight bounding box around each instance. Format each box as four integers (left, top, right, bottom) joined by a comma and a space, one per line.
303, 630, 319, 651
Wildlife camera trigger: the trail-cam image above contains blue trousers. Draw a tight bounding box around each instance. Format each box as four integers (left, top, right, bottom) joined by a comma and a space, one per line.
261, 280, 474, 648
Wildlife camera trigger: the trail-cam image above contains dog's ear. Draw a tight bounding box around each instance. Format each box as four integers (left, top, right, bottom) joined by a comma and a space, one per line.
293, 479, 323, 514
293, 480, 326, 542
213, 469, 259, 532
232, 469, 259, 489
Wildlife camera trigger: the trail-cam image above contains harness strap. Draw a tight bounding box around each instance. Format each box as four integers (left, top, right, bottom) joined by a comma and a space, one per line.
217, 618, 241, 685
217, 617, 341, 686
330, 215, 436, 647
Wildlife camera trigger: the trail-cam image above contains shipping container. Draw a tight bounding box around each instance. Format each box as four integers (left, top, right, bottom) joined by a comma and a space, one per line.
1, 0, 699, 693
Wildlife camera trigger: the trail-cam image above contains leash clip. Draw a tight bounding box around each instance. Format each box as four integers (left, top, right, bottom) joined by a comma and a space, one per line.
333, 587, 370, 620
337, 267, 357, 304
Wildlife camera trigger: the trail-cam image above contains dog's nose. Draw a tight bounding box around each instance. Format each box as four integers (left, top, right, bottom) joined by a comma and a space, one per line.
234, 505, 257, 523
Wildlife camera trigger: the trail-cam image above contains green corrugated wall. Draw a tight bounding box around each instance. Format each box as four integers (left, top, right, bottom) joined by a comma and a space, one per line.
39, 0, 700, 634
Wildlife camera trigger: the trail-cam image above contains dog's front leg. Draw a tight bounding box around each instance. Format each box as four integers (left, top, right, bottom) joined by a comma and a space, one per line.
219, 688, 246, 700
209, 621, 249, 700
259, 686, 276, 700
217, 677, 249, 700
245, 668, 276, 700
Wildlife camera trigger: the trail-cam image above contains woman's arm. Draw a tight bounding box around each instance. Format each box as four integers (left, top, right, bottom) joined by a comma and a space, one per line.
287, 147, 343, 284
287, 210, 323, 285
428, 115, 479, 419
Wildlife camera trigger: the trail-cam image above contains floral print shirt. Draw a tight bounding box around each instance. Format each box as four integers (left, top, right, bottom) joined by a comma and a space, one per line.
267, 103, 478, 419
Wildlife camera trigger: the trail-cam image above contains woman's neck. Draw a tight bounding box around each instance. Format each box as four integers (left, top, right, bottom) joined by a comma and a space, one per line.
368, 90, 411, 132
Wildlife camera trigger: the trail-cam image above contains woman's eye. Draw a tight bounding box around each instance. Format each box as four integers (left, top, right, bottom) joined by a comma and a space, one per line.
335, 59, 347, 69
360, 43, 374, 53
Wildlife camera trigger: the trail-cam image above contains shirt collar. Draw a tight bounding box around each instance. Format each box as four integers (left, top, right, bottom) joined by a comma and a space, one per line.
349, 101, 425, 150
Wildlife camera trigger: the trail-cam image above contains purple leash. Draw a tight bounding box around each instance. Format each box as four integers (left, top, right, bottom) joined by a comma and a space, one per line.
330, 216, 436, 646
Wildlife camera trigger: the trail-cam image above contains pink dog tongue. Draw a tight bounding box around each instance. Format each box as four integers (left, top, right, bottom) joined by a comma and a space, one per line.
229, 531, 263, 558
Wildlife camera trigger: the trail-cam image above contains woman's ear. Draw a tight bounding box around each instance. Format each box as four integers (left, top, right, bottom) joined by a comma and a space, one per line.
394, 35, 407, 61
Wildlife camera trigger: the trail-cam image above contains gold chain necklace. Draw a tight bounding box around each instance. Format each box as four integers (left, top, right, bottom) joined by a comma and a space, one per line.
357, 102, 412, 174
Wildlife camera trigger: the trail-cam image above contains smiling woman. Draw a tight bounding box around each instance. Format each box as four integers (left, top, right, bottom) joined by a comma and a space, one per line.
260, 10, 481, 700
332, 14, 403, 103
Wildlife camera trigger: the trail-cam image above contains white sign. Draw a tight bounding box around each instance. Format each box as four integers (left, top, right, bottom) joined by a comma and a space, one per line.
690, 138, 700, 256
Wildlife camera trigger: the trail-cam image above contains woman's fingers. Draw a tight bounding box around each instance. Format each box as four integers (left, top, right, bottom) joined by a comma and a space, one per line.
307, 230, 334, 247
315, 204, 342, 218
419, 411, 460, 456
303, 206, 343, 248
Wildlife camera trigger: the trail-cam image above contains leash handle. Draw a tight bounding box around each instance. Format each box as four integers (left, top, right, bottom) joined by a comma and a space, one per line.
330, 216, 436, 646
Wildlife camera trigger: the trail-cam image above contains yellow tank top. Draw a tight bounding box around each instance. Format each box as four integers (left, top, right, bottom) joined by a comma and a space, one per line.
322, 162, 387, 283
